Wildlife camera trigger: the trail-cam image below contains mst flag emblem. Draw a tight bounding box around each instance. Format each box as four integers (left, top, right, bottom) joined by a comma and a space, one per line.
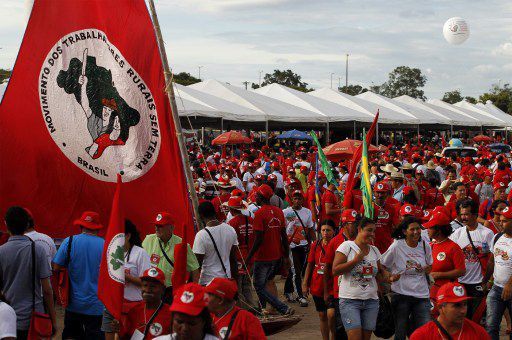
39, 29, 161, 182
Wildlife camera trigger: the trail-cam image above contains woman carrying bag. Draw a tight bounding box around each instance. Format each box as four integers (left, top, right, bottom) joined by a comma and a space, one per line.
381, 216, 433, 340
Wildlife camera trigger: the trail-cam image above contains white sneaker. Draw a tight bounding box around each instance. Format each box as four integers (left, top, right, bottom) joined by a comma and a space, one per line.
298, 297, 308, 307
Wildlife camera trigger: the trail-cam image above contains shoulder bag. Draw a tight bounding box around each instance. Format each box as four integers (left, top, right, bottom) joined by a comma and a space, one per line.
158, 240, 174, 267
57, 235, 73, 307
222, 309, 241, 339
433, 319, 453, 340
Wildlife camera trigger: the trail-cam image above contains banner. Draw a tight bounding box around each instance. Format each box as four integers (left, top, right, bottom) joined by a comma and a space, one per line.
0, 0, 193, 239
360, 130, 374, 219
310, 131, 337, 187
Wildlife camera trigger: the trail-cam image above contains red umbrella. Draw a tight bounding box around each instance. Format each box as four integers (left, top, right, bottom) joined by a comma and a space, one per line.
323, 139, 379, 162
473, 135, 493, 143
212, 131, 252, 145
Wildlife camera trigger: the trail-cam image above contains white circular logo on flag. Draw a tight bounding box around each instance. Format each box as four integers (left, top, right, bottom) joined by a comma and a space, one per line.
106, 233, 125, 283
38, 29, 161, 182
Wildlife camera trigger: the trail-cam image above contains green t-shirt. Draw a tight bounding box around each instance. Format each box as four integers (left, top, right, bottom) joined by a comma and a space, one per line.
142, 233, 199, 287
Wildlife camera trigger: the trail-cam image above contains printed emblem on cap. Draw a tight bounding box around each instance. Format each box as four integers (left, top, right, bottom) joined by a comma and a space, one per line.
405, 206, 412, 213
181, 291, 194, 304
423, 211, 429, 217
85, 215, 93, 222
351, 211, 357, 217
453, 286, 465, 297
156, 214, 162, 221
504, 207, 510, 214
149, 323, 163, 336
437, 252, 446, 261
148, 268, 159, 277
378, 184, 383, 190
501, 182, 505, 187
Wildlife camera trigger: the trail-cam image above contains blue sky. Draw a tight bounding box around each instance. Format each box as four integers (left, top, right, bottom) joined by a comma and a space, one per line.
1, 0, 511, 99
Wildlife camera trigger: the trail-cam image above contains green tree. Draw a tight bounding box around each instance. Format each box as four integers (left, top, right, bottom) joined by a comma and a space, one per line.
339, 84, 368, 95
479, 83, 512, 114
464, 96, 477, 104
377, 66, 427, 100
442, 90, 463, 104
0, 69, 12, 84
260, 69, 313, 92
173, 72, 201, 86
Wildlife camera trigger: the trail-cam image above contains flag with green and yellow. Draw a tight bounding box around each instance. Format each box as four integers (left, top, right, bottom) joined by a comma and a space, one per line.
360, 129, 374, 219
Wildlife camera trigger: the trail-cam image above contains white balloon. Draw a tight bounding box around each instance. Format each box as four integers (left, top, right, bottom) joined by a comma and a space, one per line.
443, 17, 470, 45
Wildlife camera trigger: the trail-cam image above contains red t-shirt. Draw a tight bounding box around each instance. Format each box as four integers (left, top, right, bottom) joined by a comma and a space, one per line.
321, 189, 341, 226
360, 201, 399, 253
212, 306, 266, 340
324, 232, 349, 298
430, 239, 466, 298
410, 319, 490, 340
252, 205, 285, 261
351, 189, 363, 212
121, 302, 172, 339
445, 200, 459, 220
493, 169, 511, 186
423, 187, 445, 210
307, 240, 329, 297
228, 214, 254, 272
478, 199, 493, 220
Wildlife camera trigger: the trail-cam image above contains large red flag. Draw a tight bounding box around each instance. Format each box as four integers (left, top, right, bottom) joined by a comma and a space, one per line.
97, 174, 124, 320
343, 110, 379, 208
0, 0, 193, 239
171, 222, 188, 290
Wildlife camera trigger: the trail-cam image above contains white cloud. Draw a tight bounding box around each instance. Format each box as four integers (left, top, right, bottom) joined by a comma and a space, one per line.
492, 41, 512, 57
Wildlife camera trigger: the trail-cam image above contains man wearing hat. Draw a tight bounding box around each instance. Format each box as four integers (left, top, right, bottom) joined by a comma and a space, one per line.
212, 176, 236, 222
246, 184, 294, 316
307, 171, 327, 226
380, 164, 398, 183
270, 161, 284, 189
122, 267, 172, 339
53, 211, 105, 339
410, 282, 488, 339
320, 181, 342, 227
390, 171, 406, 203
205, 278, 265, 339
477, 181, 508, 224
142, 212, 200, 302
242, 163, 256, 192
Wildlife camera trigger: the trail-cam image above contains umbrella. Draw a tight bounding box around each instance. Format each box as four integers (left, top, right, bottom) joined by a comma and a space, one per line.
473, 135, 493, 143
488, 143, 511, 154
323, 139, 379, 162
276, 129, 313, 141
212, 131, 252, 145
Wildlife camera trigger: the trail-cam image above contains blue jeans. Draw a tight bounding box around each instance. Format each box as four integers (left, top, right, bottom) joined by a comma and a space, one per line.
391, 293, 431, 340
253, 260, 289, 314
486, 285, 512, 340
339, 298, 379, 331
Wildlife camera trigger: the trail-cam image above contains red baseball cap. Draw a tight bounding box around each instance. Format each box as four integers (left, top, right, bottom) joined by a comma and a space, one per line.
318, 171, 326, 179
287, 167, 295, 174
374, 182, 389, 192
271, 161, 279, 168
403, 186, 414, 196
400, 204, 415, 217
140, 267, 165, 285
231, 189, 244, 198
268, 174, 277, 182
423, 211, 451, 228
494, 182, 507, 190
205, 278, 238, 300
74, 211, 103, 230
291, 189, 303, 198
223, 196, 245, 210
254, 174, 264, 181
421, 210, 432, 222
257, 184, 274, 200
154, 212, 174, 226
501, 206, 512, 219
342, 209, 358, 223
170, 283, 206, 316
436, 282, 471, 304
300, 166, 308, 173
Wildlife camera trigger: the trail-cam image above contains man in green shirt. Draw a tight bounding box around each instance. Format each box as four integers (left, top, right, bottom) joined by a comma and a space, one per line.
142, 212, 200, 303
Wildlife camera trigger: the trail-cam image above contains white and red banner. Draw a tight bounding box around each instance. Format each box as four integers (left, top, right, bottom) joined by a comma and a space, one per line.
0, 0, 194, 238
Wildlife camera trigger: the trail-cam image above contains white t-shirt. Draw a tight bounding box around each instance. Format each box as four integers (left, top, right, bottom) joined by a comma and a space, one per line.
231, 176, 244, 192
242, 172, 256, 192
154, 333, 218, 340
449, 224, 494, 284
124, 245, 151, 301
282, 207, 314, 248
0, 302, 16, 339
381, 239, 433, 298
491, 233, 512, 288
25, 230, 57, 268
336, 241, 381, 300
193, 223, 238, 285
272, 171, 284, 189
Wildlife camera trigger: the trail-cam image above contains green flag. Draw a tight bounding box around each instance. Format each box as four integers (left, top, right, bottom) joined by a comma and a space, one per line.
310, 131, 338, 188
360, 129, 374, 219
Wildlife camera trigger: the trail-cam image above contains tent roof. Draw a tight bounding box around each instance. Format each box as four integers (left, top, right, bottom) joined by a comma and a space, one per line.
254, 83, 374, 123
483, 101, 510, 117
189, 80, 327, 123
427, 99, 503, 127
357, 92, 448, 125
455, 100, 512, 126
394, 95, 480, 126
174, 84, 267, 121
0, 82, 7, 103
309, 88, 419, 124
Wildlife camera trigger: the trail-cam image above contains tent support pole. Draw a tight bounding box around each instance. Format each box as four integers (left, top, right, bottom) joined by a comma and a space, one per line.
325, 122, 330, 145
450, 125, 453, 139
353, 121, 356, 139
221, 118, 224, 133
376, 123, 379, 145
417, 125, 420, 144
265, 120, 269, 145
148, 0, 201, 230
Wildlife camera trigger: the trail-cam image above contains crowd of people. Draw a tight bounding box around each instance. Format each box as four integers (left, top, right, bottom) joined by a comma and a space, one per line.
1, 133, 512, 339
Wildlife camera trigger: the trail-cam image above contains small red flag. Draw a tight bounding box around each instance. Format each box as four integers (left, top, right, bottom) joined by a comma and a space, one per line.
441, 135, 447, 148
97, 174, 124, 321
172, 222, 188, 290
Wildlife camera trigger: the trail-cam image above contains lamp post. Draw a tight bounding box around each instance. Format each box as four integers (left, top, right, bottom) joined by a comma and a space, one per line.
198, 65, 203, 80
259, 70, 263, 86
345, 54, 349, 88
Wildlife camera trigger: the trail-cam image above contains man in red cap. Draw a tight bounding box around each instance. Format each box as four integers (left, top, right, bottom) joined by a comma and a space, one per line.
320, 181, 342, 227
478, 181, 508, 224
122, 267, 172, 339
242, 163, 256, 192
410, 282, 488, 339
270, 161, 284, 189
205, 278, 265, 339
212, 176, 235, 221
246, 184, 294, 315
307, 171, 327, 226
142, 212, 200, 303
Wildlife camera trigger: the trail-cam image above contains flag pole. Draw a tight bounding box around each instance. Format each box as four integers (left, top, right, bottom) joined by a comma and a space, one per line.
147, 0, 201, 230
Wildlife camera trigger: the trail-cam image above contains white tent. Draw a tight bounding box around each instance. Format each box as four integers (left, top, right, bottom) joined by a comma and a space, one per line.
0, 82, 7, 102
483, 100, 509, 117
254, 83, 374, 123
174, 84, 267, 121
394, 95, 480, 127
428, 99, 504, 127
357, 92, 449, 125
189, 80, 327, 123
455, 100, 512, 126
309, 88, 419, 124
